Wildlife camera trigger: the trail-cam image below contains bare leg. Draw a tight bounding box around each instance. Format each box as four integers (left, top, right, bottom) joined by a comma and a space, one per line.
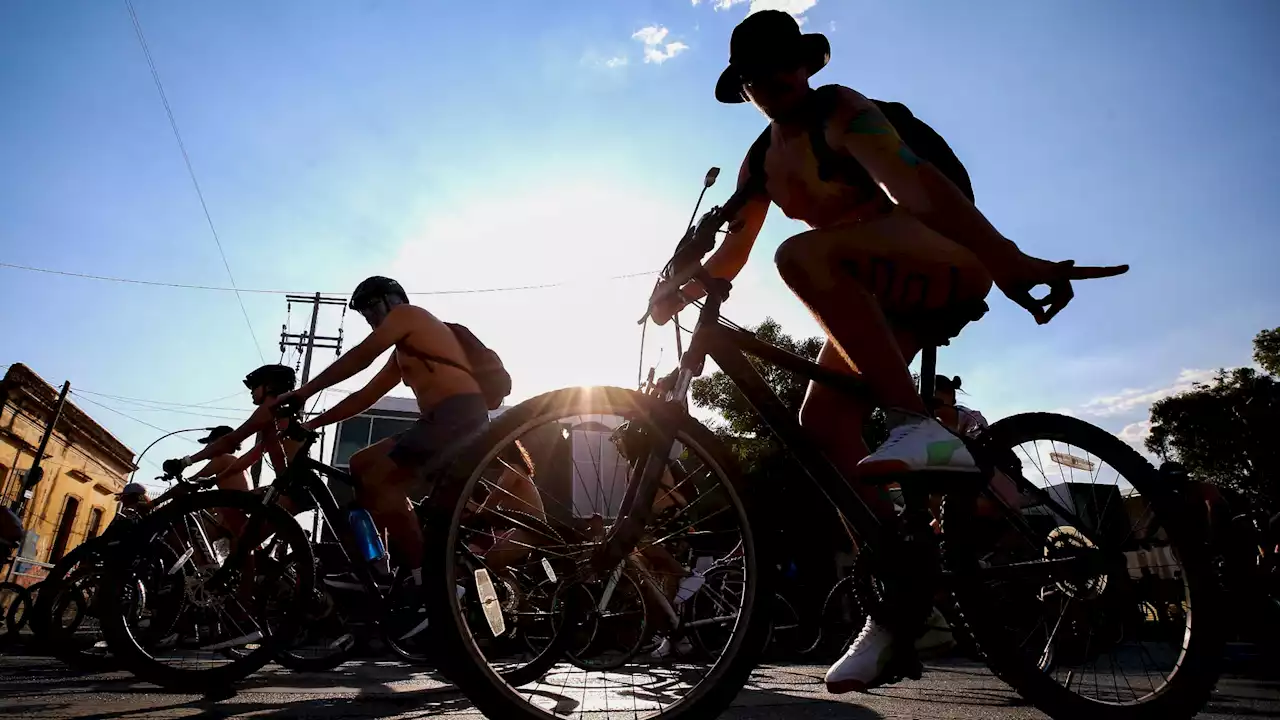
775, 214, 992, 416
350, 440, 423, 570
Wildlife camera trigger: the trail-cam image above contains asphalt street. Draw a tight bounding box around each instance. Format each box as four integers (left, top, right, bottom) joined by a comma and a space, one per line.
1, 654, 1275, 719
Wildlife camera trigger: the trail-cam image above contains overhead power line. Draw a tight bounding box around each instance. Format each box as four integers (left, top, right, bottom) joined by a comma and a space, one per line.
0, 261, 654, 296
125, 0, 265, 363
75, 388, 248, 413
70, 391, 199, 441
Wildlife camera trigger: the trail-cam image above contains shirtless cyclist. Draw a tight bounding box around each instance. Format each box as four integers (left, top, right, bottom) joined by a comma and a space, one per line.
651, 10, 1127, 692
273, 276, 493, 640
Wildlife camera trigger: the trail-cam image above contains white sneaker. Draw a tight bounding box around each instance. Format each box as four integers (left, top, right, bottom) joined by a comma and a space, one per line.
825, 616, 895, 694
859, 417, 979, 477
915, 606, 956, 658
649, 636, 693, 660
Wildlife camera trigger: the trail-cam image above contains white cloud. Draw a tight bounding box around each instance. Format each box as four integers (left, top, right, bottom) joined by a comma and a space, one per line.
1117, 420, 1153, 450
604, 56, 628, 68
1078, 368, 1219, 418
632, 26, 690, 64
632, 26, 669, 46
713, 0, 818, 17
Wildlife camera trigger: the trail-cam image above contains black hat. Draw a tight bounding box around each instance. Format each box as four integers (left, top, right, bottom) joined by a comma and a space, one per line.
715, 10, 831, 104
199, 425, 235, 444
935, 375, 963, 393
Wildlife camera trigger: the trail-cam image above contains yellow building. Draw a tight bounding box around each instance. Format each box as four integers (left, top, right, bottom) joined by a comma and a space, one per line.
0, 364, 136, 584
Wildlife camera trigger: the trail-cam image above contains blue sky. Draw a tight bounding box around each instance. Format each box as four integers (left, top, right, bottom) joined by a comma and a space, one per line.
2, 0, 1277, 483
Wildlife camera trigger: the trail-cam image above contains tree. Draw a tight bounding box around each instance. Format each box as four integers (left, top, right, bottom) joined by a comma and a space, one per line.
690, 317, 822, 472
689, 317, 889, 474
1146, 362, 1280, 511
1254, 327, 1280, 377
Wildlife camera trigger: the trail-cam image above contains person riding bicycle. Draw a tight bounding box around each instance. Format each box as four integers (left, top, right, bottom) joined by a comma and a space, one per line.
270, 275, 495, 641
185, 425, 245, 488
650, 10, 1127, 693
932, 375, 987, 438
163, 364, 297, 490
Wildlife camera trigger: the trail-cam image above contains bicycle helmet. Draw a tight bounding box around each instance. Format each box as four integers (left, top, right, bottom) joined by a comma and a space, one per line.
349, 276, 409, 311
243, 364, 296, 395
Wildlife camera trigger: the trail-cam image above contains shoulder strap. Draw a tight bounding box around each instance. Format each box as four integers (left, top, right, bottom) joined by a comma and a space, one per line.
807, 85, 877, 188
396, 343, 473, 376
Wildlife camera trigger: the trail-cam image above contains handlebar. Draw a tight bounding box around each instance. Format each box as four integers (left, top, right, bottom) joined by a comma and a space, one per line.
642, 185, 757, 324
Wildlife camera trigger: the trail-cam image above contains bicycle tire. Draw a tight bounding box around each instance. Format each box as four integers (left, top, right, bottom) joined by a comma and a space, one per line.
944, 412, 1224, 720
5, 579, 39, 636
99, 489, 314, 691
0, 582, 28, 644
801, 573, 863, 661
469, 508, 578, 686
424, 385, 773, 720
564, 569, 649, 671
29, 543, 116, 670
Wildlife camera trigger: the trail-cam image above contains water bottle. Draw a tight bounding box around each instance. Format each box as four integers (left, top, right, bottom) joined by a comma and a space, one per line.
348, 506, 387, 562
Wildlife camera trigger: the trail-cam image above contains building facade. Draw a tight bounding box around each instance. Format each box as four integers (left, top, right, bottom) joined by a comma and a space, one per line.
0, 364, 137, 584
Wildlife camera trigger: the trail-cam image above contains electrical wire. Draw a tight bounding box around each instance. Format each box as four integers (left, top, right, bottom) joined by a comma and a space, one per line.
0, 260, 655, 296
70, 391, 194, 439
74, 388, 247, 412
124, 0, 265, 363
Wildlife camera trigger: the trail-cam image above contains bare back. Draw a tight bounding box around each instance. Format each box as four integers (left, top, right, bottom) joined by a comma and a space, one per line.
391, 304, 483, 412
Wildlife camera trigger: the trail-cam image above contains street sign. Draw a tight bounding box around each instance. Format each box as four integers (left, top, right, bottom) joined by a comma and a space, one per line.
1050, 451, 1096, 472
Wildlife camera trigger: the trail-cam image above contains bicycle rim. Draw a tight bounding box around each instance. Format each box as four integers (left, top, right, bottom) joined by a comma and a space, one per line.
100, 490, 314, 691
426, 386, 772, 720
945, 412, 1223, 720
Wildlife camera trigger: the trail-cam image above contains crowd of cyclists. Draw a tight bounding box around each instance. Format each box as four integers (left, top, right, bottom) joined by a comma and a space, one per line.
0, 10, 1271, 720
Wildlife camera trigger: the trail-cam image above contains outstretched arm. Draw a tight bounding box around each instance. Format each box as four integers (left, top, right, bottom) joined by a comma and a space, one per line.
216, 443, 266, 485
305, 357, 402, 430
653, 154, 770, 323
294, 306, 412, 398
828, 88, 1126, 322
180, 406, 271, 466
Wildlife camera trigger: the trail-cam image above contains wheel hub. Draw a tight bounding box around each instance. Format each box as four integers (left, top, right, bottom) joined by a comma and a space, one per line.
1045, 526, 1108, 600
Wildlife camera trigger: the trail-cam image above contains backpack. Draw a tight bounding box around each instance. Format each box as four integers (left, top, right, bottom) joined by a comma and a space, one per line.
747, 85, 975, 203
404, 323, 512, 410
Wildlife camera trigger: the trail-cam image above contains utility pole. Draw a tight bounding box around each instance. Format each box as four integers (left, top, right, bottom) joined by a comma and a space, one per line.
4, 380, 70, 582
281, 293, 346, 386
277, 293, 346, 539
11, 381, 71, 517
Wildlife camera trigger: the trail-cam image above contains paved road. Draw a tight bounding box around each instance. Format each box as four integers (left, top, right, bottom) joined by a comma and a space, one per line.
1, 655, 1275, 719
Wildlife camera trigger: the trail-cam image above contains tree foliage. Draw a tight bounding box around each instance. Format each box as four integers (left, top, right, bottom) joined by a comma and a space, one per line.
1253, 326, 1280, 377
689, 317, 887, 475
1146, 354, 1280, 511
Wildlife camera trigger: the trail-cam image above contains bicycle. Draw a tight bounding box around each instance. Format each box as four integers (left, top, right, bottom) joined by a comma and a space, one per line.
419, 169, 1224, 720
98, 408, 571, 691
26, 477, 210, 670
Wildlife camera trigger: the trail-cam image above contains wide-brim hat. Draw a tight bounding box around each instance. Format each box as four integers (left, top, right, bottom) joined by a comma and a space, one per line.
715, 10, 831, 104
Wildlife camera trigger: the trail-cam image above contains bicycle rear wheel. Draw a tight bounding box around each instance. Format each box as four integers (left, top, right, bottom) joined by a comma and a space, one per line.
100, 489, 314, 691
424, 386, 772, 720
0, 582, 28, 644
944, 412, 1223, 720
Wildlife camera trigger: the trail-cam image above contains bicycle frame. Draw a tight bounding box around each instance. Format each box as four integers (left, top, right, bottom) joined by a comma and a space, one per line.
204, 423, 395, 619
600, 274, 1096, 586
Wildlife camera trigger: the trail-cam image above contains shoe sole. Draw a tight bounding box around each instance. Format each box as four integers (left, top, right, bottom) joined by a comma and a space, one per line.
857, 459, 982, 477
825, 677, 871, 694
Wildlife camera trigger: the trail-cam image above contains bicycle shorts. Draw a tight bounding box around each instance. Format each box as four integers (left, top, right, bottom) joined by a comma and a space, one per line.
388, 393, 491, 487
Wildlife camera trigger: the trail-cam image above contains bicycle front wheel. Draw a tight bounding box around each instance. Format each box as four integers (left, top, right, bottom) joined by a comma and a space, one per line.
425, 386, 773, 720
99, 489, 314, 691
944, 412, 1224, 720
